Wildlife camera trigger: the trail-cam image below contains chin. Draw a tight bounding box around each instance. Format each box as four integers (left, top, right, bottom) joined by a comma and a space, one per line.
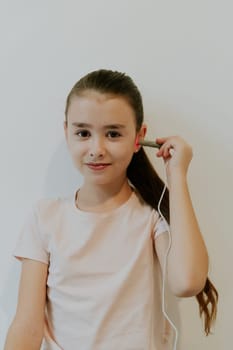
85, 176, 112, 185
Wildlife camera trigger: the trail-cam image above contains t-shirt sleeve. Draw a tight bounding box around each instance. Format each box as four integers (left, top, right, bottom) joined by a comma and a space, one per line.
154, 212, 170, 239
13, 203, 49, 264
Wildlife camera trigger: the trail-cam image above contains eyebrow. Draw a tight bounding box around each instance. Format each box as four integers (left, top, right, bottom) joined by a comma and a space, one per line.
72, 122, 126, 129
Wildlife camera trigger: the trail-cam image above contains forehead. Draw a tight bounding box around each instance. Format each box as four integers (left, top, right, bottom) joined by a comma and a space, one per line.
67, 90, 136, 125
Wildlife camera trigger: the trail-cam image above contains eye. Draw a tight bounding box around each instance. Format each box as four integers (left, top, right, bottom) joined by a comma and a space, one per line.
107, 131, 121, 138
75, 130, 90, 138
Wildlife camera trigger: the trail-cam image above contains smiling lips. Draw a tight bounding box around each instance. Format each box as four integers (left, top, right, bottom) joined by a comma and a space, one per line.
86, 163, 111, 170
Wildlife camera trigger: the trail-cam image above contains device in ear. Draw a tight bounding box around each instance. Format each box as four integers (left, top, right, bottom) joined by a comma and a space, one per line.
138, 139, 161, 149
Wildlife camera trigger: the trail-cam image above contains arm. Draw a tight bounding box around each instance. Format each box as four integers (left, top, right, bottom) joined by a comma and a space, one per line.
155, 136, 209, 297
4, 258, 48, 350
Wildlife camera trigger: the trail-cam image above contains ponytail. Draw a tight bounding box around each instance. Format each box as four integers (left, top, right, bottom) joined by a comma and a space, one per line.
196, 278, 218, 335
127, 148, 218, 335
127, 148, 170, 223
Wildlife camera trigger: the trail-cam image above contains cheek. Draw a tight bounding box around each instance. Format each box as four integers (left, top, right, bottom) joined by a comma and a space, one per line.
111, 143, 134, 162
68, 141, 86, 159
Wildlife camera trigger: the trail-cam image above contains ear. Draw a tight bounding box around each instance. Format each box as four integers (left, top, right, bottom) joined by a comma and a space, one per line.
135, 124, 147, 152
63, 121, 68, 143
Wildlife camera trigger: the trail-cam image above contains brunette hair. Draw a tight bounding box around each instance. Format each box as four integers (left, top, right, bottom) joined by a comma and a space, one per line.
65, 69, 218, 335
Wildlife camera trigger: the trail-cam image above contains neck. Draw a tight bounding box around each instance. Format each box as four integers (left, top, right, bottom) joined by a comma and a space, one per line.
76, 178, 133, 212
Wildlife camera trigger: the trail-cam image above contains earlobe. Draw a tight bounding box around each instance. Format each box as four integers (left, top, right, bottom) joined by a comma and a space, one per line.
135, 135, 140, 147
134, 124, 147, 152
134, 134, 141, 152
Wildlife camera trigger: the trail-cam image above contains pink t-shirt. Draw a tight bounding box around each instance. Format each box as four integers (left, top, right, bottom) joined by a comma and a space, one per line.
13, 187, 174, 349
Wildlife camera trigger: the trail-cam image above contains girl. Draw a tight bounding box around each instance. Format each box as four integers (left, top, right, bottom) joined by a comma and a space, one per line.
4, 69, 218, 350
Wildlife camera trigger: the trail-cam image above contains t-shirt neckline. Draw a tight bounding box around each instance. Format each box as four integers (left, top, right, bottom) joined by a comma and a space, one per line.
71, 186, 136, 217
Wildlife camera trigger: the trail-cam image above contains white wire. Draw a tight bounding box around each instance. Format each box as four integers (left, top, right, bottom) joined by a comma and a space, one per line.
157, 161, 178, 350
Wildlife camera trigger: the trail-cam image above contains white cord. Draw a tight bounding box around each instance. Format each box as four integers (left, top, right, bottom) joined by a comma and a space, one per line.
157, 162, 178, 350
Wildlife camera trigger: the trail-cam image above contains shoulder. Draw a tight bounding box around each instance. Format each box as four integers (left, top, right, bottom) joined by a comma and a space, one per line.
35, 194, 70, 215
131, 189, 162, 226
133, 187, 158, 216
132, 188, 169, 235
32, 194, 72, 228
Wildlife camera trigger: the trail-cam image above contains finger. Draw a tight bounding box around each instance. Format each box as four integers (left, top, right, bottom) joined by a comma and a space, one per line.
157, 144, 170, 158
156, 137, 175, 155
156, 143, 168, 157
157, 136, 180, 149
158, 142, 175, 158
156, 137, 169, 145
164, 144, 172, 158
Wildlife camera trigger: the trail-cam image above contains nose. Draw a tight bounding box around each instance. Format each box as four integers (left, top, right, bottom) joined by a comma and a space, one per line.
89, 137, 106, 159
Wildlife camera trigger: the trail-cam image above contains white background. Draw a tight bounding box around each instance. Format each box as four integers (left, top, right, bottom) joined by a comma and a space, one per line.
0, 1, 232, 349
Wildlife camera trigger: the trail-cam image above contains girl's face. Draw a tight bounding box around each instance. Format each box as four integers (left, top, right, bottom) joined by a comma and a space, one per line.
64, 90, 146, 186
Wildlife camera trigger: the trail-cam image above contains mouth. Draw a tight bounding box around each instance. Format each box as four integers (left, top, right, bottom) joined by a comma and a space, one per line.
85, 163, 111, 171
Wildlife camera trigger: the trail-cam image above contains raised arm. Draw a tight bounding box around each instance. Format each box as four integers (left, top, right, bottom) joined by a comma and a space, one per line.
155, 136, 209, 297
4, 258, 48, 350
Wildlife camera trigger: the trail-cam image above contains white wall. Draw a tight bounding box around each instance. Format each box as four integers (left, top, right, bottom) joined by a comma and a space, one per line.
0, 0, 232, 348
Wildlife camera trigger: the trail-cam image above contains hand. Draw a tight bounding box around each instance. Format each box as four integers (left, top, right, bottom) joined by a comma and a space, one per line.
156, 136, 193, 177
